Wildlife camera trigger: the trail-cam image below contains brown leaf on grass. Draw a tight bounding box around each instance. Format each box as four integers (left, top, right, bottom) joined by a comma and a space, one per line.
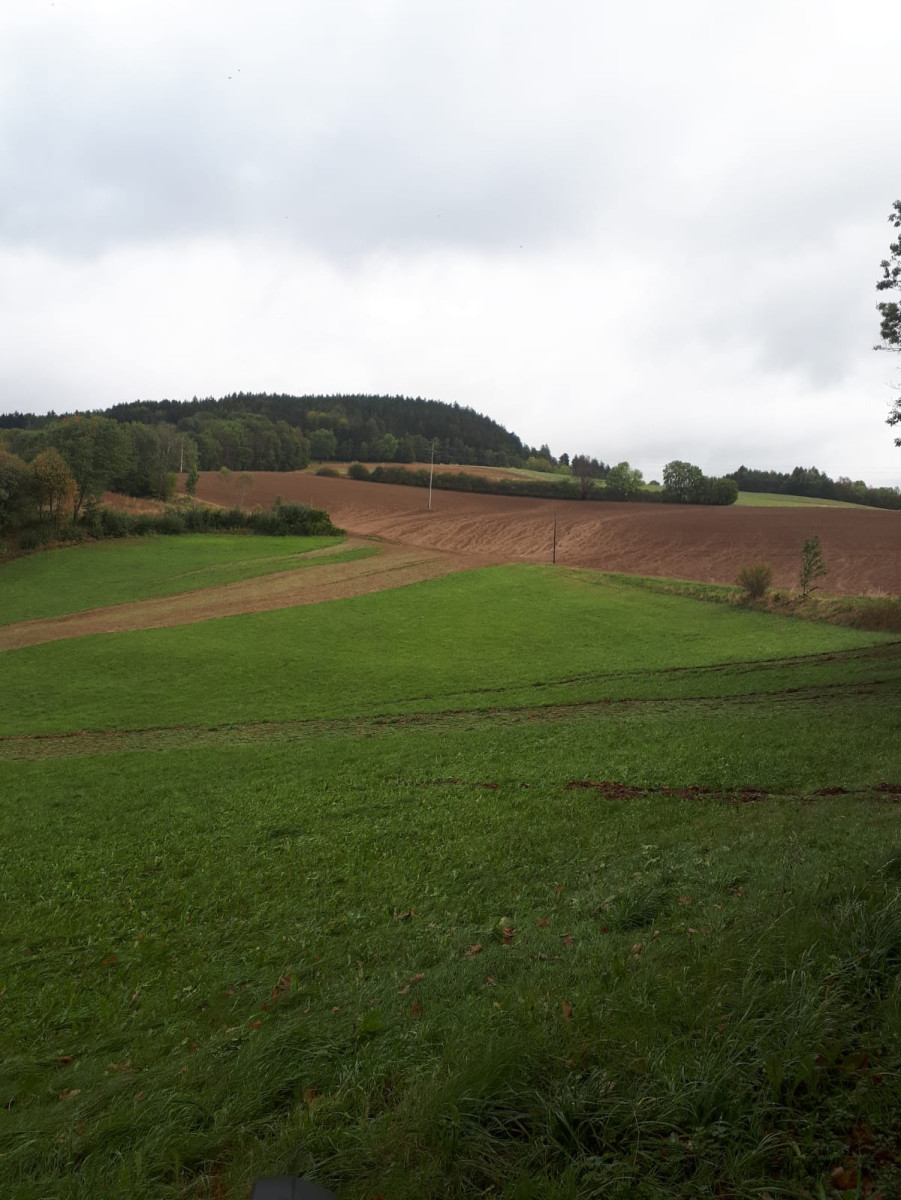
561, 999, 573, 1021
130, 989, 141, 1007
501, 927, 516, 945
409, 1001, 423, 1019
399, 973, 425, 994
830, 1165, 857, 1190
687, 928, 698, 935
631, 943, 643, 956
303, 1086, 319, 1105
57, 1056, 74, 1066
393, 908, 415, 921
250, 1020, 261, 1030
101, 956, 117, 966
58, 1089, 80, 1101
271, 974, 292, 999
536, 917, 550, 927
677, 897, 692, 905
561, 934, 573, 948
330, 1006, 341, 1013
463, 944, 482, 958
730, 886, 743, 897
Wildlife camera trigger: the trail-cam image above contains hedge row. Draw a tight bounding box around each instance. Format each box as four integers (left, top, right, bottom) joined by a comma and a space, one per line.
15, 502, 342, 551
349, 464, 737, 505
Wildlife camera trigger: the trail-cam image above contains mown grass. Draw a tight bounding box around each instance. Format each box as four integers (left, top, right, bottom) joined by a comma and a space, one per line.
2, 564, 901, 1198
0, 535, 357, 626
0, 566, 894, 737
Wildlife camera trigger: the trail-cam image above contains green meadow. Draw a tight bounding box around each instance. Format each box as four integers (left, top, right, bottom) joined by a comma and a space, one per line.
1, 546, 901, 1199
0, 535, 359, 626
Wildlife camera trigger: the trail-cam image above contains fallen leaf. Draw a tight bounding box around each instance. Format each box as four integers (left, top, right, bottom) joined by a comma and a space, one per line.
303, 1086, 319, 1105
130, 989, 141, 1007
463, 944, 482, 958
687, 928, 698, 935
399, 973, 425, 994
57, 1056, 74, 1066
250, 1020, 261, 1030
101, 956, 117, 966
562, 934, 574, 948
485, 976, 496, 986
830, 1166, 857, 1190
631, 942, 643, 956
393, 909, 415, 921
58, 1089, 80, 1101
677, 897, 692, 905
330, 1006, 341, 1013
409, 1001, 423, 1019
561, 999, 573, 1021
536, 917, 550, 927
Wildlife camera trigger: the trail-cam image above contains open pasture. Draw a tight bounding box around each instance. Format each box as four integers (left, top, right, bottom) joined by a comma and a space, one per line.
0, 535, 348, 627
2, 551, 901, 1199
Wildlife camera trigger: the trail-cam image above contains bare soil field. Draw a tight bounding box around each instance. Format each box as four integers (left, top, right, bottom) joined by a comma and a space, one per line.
195, 471, 901, 596
0, 540, 485, 651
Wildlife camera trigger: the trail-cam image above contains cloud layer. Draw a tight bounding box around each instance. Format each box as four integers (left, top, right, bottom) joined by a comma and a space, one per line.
1, 0, 899, 481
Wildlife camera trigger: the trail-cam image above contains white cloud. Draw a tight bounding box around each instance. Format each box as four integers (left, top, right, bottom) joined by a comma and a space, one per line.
0, 0, 899, 484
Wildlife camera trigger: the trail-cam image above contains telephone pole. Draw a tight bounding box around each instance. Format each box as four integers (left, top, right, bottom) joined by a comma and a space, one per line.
428, 439, 437, 510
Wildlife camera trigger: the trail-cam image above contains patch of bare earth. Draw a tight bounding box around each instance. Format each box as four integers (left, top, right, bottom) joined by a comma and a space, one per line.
194, 471, 901, 596
0, 540, 490, 651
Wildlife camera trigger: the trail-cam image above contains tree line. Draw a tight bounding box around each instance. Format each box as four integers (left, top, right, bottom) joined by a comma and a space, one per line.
727, 464, 901, 511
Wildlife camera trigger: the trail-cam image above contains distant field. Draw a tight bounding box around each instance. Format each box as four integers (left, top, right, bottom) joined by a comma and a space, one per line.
2, 555, 901, 1198
0, 534, 352, 625
735, 491, 867, 508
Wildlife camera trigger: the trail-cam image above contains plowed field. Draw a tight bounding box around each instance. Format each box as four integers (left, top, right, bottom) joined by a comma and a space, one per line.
196, 472, 901, 595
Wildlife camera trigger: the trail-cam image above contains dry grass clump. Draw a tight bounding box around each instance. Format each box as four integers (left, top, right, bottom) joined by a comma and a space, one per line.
736, 561, 774, 600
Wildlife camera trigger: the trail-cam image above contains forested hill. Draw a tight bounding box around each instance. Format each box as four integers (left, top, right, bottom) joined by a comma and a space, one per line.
0, 393, 531, 470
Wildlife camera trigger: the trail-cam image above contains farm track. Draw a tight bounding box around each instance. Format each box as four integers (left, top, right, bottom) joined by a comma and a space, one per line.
0, 539, 492, 650
1, 671, 895, 762
193, 471, 901, 596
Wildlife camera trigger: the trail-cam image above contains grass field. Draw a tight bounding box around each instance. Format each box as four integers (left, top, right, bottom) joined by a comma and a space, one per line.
734, 492, 867, 509
1, 559, 901, 1199
0, 535, 359, 626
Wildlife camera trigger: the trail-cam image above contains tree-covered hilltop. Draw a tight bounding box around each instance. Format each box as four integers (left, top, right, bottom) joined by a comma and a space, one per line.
0, 393, 532, 471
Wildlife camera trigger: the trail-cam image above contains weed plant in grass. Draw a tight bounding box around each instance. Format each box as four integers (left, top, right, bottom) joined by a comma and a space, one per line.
0, 565, 895, 737
0, 535, 356, 625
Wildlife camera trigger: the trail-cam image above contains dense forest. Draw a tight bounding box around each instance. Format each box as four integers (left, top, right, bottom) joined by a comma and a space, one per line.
0, 392, 533, 474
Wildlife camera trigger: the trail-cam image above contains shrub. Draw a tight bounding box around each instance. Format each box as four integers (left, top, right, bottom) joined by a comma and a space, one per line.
347, 462, 370, 481
315, 466, 339, 477
737, 562, 774, 600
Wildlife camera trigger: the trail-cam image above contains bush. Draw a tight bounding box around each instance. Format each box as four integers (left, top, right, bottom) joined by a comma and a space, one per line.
347, 462, 370, 481
315, 466, 339, 477
737, 562, 774, 600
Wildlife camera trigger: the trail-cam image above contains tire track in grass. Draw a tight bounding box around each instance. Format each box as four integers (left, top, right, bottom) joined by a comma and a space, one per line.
0, 677, 894, 761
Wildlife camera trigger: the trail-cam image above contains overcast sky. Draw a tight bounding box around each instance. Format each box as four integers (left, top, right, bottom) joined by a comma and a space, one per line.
2, 0, 900, 483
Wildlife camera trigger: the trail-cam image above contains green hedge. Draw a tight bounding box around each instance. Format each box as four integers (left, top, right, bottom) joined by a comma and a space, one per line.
362, 466, 737, 505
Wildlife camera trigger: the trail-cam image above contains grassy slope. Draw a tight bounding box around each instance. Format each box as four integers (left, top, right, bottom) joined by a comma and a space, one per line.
0, 535, 357, 625
2, 565, 901, 1198
734, 491, 868, 508
0, 566, 893, 737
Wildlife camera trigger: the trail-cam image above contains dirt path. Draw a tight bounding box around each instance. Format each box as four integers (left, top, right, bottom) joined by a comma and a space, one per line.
0, 540, 490, 651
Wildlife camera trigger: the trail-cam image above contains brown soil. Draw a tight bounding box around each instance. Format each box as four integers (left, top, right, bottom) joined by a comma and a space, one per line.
195, 472, 901, 596
0, 540, 488, 651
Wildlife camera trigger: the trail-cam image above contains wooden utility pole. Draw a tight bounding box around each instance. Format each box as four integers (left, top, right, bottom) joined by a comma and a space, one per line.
428, 440, 437, 510
552, 510, 557, 564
